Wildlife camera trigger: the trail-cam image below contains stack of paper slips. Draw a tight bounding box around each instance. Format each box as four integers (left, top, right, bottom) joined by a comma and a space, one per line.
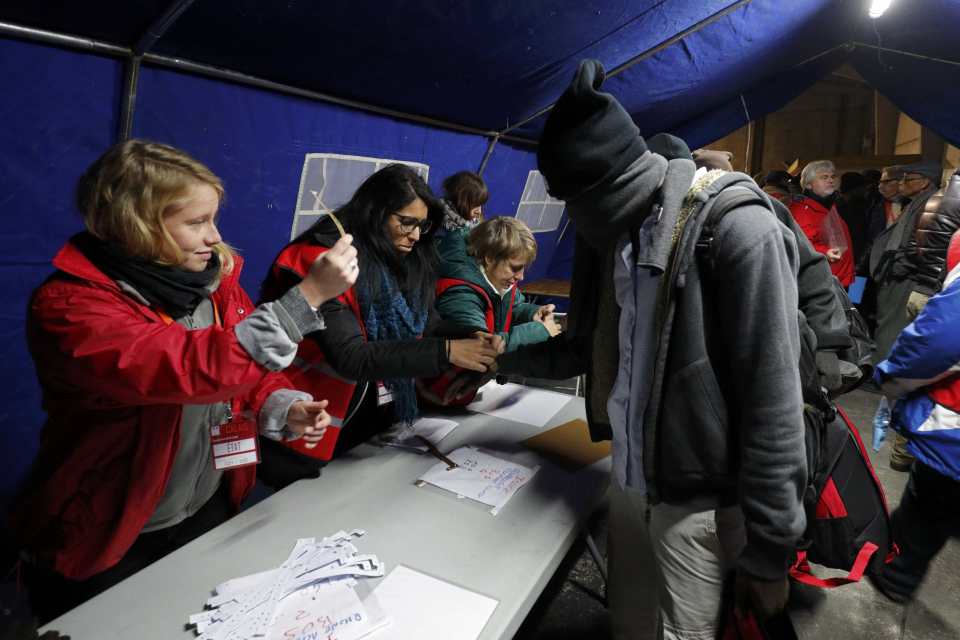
188, 529, 388, 640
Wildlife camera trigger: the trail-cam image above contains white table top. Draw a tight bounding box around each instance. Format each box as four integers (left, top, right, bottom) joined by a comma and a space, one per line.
43, 394, 609, 639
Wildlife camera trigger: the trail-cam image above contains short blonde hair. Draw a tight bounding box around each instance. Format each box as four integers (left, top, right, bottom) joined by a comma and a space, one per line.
75, 139, 235, 274
800, 160, 836, 190
466, 216, 537, 266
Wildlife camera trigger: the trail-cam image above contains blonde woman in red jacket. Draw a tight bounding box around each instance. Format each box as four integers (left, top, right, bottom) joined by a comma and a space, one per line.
11, 140, 358, 623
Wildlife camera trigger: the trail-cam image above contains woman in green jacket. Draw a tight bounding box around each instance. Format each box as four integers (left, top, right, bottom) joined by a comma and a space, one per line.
436, 217, 560, 352
436, 171, 489, 265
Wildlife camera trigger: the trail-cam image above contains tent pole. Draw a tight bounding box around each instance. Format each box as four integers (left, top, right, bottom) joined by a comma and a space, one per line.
477, 135, 501, 176
0, 21, 127, 56
134, 0, 198, 55
498, 0, 756, 136
118, 0, 199, 141
118, 57, 142, 141
851, 42, 960, 68
0, 20, 537, 147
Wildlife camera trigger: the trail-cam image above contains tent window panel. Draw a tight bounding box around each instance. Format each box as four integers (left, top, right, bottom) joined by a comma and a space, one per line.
539, 203, 565, 233
515, 170, 565, 233
323, 158, 377, 210
292, 212, 325, 238
292, 153, 430, 240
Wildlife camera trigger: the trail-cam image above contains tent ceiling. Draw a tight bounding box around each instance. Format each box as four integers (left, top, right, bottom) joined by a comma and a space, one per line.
2, 0, 959, 147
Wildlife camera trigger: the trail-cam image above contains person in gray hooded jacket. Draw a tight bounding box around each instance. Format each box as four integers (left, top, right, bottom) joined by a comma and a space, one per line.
498, 60, 806, 639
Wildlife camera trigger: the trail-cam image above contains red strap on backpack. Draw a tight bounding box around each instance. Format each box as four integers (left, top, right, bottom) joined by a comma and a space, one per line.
789, 544, 878, 588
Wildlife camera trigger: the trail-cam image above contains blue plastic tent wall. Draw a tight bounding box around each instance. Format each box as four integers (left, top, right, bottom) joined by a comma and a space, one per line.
0, 38, 543, 507
3, 0, 960, 508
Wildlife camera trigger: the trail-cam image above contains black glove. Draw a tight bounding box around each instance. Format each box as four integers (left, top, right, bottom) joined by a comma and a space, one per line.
735, 572, 790, 621
815, 350, 842, 393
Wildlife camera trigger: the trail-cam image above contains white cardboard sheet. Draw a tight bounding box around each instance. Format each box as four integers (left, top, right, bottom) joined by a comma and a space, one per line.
368, 565, 498, 640
465, 382, 569, 428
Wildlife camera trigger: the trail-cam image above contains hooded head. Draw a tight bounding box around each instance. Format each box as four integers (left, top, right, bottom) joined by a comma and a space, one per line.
537, 59, 668, 248
537, 59, 649, 201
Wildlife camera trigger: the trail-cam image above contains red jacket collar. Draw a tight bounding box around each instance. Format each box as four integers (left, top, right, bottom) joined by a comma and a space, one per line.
52, 234, 244, 289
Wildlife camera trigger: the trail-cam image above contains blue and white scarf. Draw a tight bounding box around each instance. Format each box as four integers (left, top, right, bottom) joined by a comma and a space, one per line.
357, 263, 428, 424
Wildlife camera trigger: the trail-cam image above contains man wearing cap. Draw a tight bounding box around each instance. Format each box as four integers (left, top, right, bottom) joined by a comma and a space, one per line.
498, 60, 806, 639
864, 166, 905, 255
761, 170, 796, 204
870, 161, 942, 471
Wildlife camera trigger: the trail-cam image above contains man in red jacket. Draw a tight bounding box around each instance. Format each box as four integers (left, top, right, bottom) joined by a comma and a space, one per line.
790, 160, 855, 287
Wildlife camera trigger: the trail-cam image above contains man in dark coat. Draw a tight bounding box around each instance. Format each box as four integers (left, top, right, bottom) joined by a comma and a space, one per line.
870, 162, 941, 471
498, 59, 807, 639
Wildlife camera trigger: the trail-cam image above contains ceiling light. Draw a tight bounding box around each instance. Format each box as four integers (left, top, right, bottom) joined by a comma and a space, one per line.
869, 0, 895, 18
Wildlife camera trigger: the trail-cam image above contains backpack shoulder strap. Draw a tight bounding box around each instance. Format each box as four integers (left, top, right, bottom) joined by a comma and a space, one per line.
695, 186, 772, 269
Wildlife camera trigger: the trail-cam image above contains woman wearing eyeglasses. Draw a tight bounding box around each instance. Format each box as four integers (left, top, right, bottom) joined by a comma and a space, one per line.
259, 164, 501, 487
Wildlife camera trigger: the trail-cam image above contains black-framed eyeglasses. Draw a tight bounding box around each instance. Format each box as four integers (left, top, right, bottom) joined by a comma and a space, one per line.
899, 175, 926, 183
392, 213, 433, 235
878, 178, 898, 185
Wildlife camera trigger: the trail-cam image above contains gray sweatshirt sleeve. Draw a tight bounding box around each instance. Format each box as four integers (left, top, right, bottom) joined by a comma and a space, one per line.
714, 206, 807, 580
259, 387, 314, 441
234, 286, 324, 371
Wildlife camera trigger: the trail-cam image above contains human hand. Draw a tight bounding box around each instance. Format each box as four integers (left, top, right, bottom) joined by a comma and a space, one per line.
285, 399, 331, 447
535, 304, 555, 322
825, 247, 842, 263
298, 235, 359, 307
472, 331, 505, 355
447, 336, 500, 372
906, 290, 930, 319
534, 306, 562, 337
735, 573, 789, 621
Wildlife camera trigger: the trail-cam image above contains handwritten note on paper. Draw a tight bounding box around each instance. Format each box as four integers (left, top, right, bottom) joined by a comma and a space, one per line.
417, 446, 538, 515
368, 565, 498, 640
267, 581, 388, 640
379, 416, 459, 452
465, 382, 570, 428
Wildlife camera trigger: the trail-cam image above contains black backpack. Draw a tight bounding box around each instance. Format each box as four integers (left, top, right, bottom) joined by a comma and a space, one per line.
790, 406, 895, 587
697, 185, 894, 587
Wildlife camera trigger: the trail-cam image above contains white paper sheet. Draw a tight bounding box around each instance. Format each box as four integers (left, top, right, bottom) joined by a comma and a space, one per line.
368, 565, 498, 640
465, 382, 570, 427
379, 416, 459, 452
190, 531, 384, 640
417, 446, 538, 515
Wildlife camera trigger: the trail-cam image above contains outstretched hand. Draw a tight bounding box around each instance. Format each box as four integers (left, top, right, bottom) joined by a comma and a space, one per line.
286, 399, 331, 448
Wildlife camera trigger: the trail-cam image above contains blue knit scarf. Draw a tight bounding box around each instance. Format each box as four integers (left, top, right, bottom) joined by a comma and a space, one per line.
356, 263, 428, 424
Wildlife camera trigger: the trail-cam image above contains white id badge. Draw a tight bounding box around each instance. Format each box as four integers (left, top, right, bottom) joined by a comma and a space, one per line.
210, 417, 260, 470
376, 382, 394, 406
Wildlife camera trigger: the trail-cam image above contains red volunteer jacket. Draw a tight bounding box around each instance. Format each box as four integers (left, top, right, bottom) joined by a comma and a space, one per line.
789, 195, 855, 287
264, 242, 365, 459
11, 239, 288, 580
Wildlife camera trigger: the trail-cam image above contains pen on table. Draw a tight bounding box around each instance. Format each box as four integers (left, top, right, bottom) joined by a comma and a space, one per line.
415, 435, 459, 470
